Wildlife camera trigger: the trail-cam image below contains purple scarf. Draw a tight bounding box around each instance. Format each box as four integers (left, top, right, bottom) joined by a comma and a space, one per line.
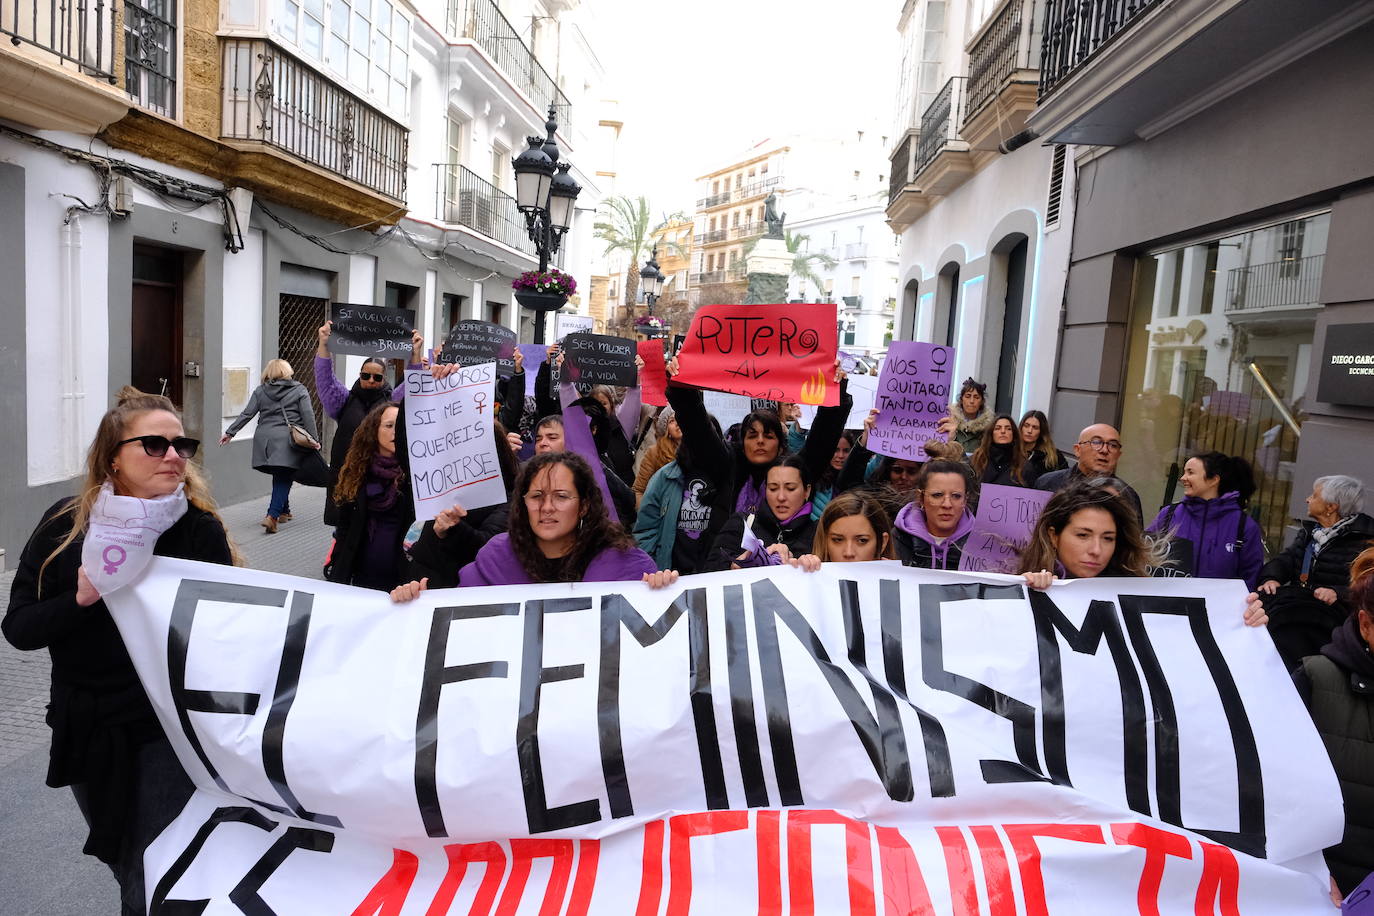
365, 453, 403, 514
736, 475, 765, 514
776, 501, 814, 527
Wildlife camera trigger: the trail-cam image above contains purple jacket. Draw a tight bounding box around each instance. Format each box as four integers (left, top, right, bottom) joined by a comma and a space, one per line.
314, 356, 406, 419
891, 503, 977, 570
1147, 492, 1265, 588
457, 532, 657, 586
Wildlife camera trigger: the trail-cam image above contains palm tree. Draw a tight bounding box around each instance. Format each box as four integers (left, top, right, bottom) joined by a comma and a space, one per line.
742, 230, 837, 298
593, 196, 688, 314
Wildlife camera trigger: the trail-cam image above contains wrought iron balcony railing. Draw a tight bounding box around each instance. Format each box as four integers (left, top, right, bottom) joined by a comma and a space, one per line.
1039, 0, 1163, 99
844, 243, 868, 260
915, 77, 966, 176
888, 133, 913, 204
124, 0, 175, 116
221, 38, 409, 201
1225, 255, 1325, 312
734, 175, 780, 201
965, 0, 1042, 121
730, 221, 764, 240
695, 191, 732, 209
434, 162, 536, 256
692, 266, 746, 285
446, 0, 571, 135
2, 0, 116, 80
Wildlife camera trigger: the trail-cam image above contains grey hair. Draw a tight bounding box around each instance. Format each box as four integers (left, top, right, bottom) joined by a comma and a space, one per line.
1315, 475, 1366, 517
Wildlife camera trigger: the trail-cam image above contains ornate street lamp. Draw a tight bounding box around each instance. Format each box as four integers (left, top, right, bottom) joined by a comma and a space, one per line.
639, 248, 664, 313
511, 106, 581, 343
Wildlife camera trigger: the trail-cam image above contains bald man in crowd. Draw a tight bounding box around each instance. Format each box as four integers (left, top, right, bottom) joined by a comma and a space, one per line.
1035, 422, 1144, 523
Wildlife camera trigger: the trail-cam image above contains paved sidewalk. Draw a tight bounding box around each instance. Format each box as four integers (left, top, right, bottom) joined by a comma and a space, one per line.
0, 485, 333, 915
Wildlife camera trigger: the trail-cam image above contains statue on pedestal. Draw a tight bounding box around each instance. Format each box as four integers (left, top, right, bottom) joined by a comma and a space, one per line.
763, 192, 785, 239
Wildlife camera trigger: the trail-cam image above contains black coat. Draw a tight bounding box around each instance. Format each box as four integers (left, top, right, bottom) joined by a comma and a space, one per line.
3, 498, 232, 863
703, 503, 819, 573
326, 479, 416, 591
975, 442, 1038, 488
324, 382, 393, 525
1036, 465, 1144, 523
408, 503, 510, 588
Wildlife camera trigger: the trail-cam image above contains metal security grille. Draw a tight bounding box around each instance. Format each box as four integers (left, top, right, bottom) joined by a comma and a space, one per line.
279, 293, 329, 436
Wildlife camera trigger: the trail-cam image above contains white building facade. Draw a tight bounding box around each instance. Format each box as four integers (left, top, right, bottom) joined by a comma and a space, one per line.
886, 0, 1076, 417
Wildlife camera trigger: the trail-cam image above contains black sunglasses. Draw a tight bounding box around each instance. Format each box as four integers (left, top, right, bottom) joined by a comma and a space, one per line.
360, 372, 385, 382
117, 435, 200, 459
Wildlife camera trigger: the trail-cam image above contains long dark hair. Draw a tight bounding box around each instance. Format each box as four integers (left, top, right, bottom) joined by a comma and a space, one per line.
507, 451, 635, 582
1019, 409, 1062, 470
970, 413, 1028, 484
1018, 480, 1151, 577
1190, 451, 1257, 506
738, 409, 786, 465
335, 402, 402, 504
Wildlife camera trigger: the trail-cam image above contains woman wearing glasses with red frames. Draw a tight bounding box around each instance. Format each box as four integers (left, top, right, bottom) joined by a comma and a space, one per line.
4, 386, 236, 916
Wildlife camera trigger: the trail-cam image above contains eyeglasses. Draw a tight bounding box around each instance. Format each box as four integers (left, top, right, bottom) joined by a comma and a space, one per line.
359, 372, 385, 382
117, 435, 200, 459
1078, 437, 1123, 452
925, 491, 965, 505
524, 491, 579, 508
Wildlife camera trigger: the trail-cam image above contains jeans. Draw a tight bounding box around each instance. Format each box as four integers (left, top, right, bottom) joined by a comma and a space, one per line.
268, 469, 295, 518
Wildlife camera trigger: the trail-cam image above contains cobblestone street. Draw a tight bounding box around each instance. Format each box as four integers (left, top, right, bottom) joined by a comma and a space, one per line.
0, 486, 332, 915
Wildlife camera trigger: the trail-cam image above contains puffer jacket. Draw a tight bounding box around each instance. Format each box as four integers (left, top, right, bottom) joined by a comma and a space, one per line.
1147, 492, 1265, 588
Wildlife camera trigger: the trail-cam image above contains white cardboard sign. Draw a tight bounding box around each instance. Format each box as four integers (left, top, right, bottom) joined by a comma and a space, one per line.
403, 364, 505, 520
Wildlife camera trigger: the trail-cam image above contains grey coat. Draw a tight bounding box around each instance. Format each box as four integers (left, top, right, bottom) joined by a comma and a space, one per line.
226, 379, 318, 472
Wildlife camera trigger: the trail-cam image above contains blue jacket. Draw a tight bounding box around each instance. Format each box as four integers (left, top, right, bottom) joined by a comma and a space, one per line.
634, 460, 684, 570
1147, 492, 1265, 589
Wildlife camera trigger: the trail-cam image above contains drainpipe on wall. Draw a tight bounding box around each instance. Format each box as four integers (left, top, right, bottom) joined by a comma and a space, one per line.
59, 215, 86, 480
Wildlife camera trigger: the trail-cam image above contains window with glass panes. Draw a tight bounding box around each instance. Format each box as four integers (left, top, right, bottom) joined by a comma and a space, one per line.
283, 0, 409, 111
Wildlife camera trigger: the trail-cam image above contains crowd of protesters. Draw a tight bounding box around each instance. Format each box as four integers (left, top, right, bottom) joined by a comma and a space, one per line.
6, 334, 1374, 912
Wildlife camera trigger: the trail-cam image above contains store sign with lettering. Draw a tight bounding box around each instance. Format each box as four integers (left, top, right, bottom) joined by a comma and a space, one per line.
1317, 323, 1374, 406
673, 303, 838, 405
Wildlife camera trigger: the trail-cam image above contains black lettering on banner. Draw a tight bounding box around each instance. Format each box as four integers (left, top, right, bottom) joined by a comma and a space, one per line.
414, 601, 519, 837
1028, 593, 1149, 815
751, 581, 804, 807
597, 588, 725, 818
519, 597, 600, 833
877, 578, 956, 797
724, 584, 769, 808
1118, 595, 1266, 858
918, 582, 1050, 784
168, 580, 332, 820
228, 826, 336, 915
148, 806, 277, 915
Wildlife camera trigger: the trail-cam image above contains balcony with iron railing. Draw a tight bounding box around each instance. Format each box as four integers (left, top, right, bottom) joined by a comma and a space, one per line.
693, 228, 728, 245
691, 266, 747, 285
695, 191, 732, 210
962, 0, 1042, 150
445, 0, 571, 136
1038, 0, 1162, 100
434, 162, 537, 257
0, 0, 129, 131
885, 129, 926, 230
1225, 255, 1325, 315
913, 77, 973, 196
221, 37, 409, 202
730, 221, 764, 240
734, 175, 780, 201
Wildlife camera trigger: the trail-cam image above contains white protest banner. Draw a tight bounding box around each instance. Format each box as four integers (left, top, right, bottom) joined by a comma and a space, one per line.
106, 561, 1342, 914
701, 389, 753, 429
555, 313, 595, 342
403, 364, 505, 520
800, 372, 878, 430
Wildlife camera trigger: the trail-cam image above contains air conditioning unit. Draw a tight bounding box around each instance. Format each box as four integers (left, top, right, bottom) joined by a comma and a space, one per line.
458, 190, 494, 236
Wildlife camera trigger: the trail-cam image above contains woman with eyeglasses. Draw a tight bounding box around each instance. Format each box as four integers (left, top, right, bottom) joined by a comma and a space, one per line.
219, 358, 318, 534
891, 460, 978, 569
5, 387, 235, 915
314, 320, 420, 525
391, 452, 660, 597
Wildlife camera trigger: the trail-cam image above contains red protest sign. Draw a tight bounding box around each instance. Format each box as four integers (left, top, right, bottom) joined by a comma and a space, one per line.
672, 303, 839, 406
637, 339, 668, 406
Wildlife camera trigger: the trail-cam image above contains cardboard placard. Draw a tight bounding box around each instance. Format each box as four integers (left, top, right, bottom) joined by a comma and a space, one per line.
402, 365, 506, 519
868, 341, 955, 460
561, 333, 637, 386
438, 319, 518, 377
328, 303, 415, 358
637, 339, 668, 407
673, 302, 839, 406
555, 313, 595, 342
957, 483, 1052, 574
516, 343, 547, 398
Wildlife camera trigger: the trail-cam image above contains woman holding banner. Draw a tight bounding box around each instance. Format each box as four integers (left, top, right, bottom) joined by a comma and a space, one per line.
4, 387, 236, 916
790, 491, 895, 570
325, 402, 414, 591
891, 459, 978, 569
1018, 480, 1156, 584
703, 457, 820, 571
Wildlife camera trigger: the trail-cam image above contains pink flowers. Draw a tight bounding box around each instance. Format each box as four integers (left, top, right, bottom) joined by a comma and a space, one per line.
513, 269, 577, 296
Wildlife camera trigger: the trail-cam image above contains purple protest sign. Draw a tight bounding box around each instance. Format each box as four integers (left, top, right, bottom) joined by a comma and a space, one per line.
957, 484, 1051, 575
517, 343, 547, 398
867, 341, 955, 460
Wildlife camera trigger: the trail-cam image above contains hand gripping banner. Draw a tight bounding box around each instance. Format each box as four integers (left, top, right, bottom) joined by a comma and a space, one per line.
104, 561, 1344, 914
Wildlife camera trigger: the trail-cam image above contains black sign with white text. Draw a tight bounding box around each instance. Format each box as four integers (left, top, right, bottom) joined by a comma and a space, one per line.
329, 303, 416, 358
1318, 323, 1374, 406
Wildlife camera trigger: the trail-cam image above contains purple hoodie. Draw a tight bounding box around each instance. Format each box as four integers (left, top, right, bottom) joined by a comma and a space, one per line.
457, 532, 656, 586
1147, 491, 1265, 589
893, 503, 977, 570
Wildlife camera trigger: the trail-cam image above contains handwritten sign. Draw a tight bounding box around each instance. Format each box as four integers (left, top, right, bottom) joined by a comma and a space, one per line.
328, 303, 415, 358
702, 389, 753, 429
637, 339, 668, 406
403, 365, 505, 520
561, 333, 637, 386
868, 340, 955, 460
673, 303, 838, 406
800, 372, 877, 430
555, 313, 595, 342
958, 483, 1051, 574
438, 319, 517, 377
516, 343, 547, 398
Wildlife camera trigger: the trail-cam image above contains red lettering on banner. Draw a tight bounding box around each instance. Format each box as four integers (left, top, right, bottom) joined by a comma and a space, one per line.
426, 842, 505, 916
635, 819, 665, 916
756, 810, 782, 916
1194, 842, 1241, 916
935, 826, 981, 916
666, 811, 750, 916
349, 849, 419, 916
495, 839, 575, 916
970, 826, 1017, 916
874, 826, 936, 916
786, 810, 876, 916
565, 840, 600, 916
1111, 822, 1193, 916
1004, 824, 1108, 916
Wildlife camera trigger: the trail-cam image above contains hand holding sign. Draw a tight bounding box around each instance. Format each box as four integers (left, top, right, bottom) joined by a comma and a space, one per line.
329, 304, 416, 358
868, 341, 954, 460
673, 303, 839, 406
438, 320, 518, 377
